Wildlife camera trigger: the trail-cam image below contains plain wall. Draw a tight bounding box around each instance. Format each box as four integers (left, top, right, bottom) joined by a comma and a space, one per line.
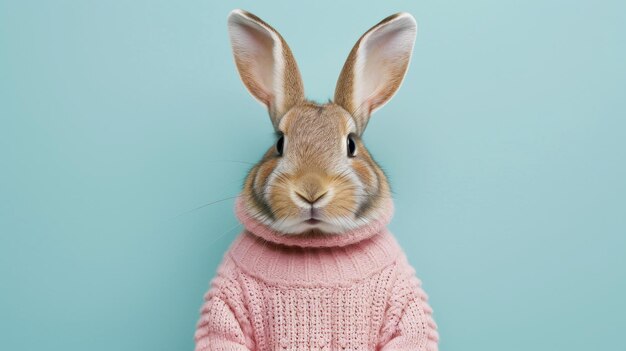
1, 0, 625, 350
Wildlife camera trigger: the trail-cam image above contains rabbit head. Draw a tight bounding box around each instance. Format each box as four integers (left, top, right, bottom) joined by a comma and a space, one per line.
227, 9, 417, 234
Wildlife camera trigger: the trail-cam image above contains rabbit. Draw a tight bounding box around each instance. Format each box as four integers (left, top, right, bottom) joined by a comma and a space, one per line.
194, 9, 438, 351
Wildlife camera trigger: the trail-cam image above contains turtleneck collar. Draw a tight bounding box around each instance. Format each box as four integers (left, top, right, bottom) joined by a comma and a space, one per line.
228, 197, 400, 286
234, 197, 395, 248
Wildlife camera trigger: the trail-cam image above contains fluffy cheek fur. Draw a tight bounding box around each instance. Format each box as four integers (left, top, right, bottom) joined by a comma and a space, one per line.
243, 145, 387, 235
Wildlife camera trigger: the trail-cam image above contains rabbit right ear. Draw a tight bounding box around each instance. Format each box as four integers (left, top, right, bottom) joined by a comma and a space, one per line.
227, 10, 305, 129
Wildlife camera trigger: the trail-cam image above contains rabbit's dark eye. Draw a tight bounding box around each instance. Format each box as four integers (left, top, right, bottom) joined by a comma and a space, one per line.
347, 135, 357, 157
276, 135, 284, 156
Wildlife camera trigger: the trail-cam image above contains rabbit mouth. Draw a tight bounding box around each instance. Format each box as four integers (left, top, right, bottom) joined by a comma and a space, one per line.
303, 207, 323, 225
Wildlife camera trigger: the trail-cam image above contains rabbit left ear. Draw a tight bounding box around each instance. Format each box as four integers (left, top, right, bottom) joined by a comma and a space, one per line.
334, 13, 417, 134
228, 9, 305, 129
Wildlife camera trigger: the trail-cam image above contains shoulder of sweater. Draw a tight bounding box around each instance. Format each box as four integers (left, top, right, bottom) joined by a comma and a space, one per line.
207, 255, 243, 296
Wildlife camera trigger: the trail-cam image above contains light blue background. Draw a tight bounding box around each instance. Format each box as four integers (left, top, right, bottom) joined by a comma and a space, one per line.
1, 1, 625, 350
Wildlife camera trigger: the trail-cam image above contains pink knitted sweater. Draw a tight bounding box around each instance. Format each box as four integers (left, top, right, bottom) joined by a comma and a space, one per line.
194, 199, 439, 350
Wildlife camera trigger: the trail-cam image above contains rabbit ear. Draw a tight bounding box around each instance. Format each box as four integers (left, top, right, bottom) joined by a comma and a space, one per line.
228, 9, 305, 128
334, 13, 417, 134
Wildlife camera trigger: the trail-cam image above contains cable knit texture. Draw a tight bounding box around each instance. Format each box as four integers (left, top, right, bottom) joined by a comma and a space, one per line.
195, 199, 438, 350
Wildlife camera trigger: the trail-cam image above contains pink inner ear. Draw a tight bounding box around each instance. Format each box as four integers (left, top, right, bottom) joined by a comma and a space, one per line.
356, 16, 416, 114
230, 17, 278, 107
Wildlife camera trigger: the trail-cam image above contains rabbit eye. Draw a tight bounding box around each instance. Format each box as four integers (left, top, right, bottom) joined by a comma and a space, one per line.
347, 135, 357, 157
276, 135, 284, 156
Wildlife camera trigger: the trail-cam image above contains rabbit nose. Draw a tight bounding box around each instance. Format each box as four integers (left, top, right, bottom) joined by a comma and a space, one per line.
295, 190, 328, 205
293, 174, 329, 205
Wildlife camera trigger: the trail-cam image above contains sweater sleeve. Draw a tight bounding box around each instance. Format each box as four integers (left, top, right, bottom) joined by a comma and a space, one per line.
378, 259, 439, 351
194, 260, 254, 351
